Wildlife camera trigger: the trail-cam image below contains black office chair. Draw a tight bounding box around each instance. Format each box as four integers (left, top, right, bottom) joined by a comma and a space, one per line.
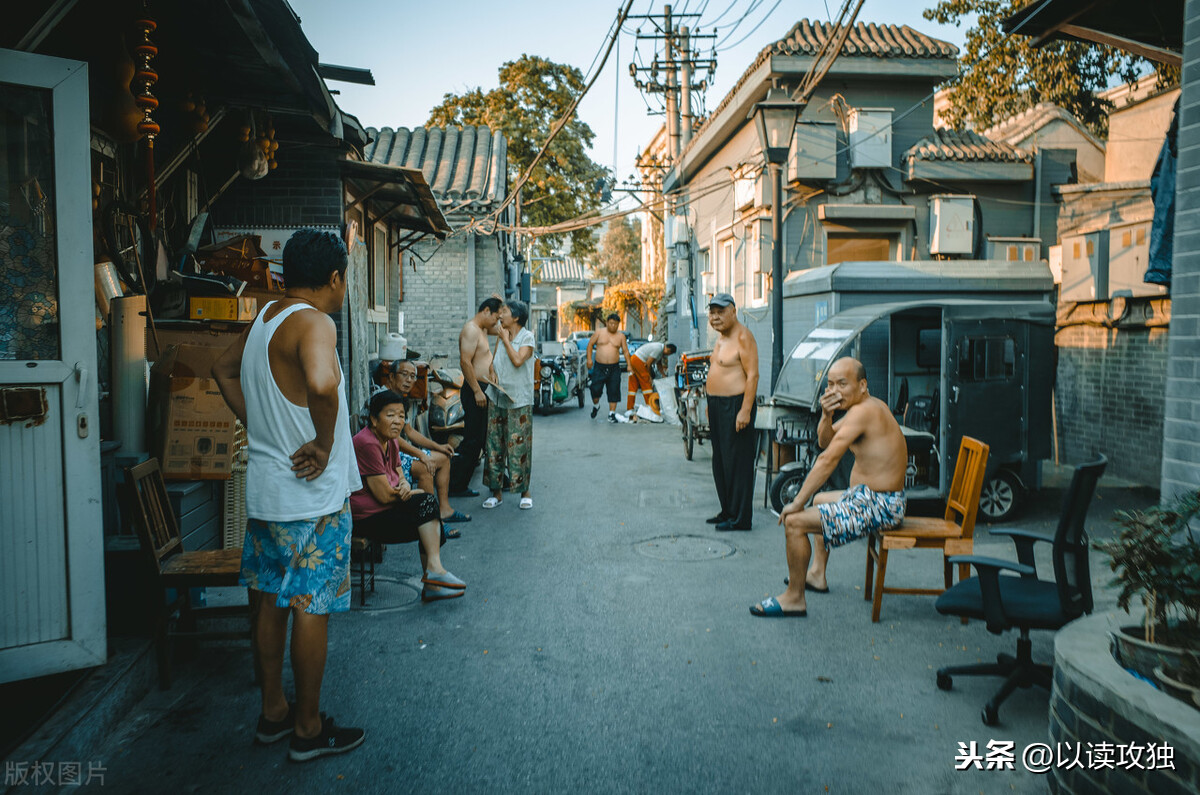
933, 455, 1107, 725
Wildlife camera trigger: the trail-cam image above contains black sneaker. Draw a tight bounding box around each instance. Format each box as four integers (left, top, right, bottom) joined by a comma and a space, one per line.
590, 406, 599, 418
288, 716, 365, 762
254, 703, 295, 744
608, 413, 618, 423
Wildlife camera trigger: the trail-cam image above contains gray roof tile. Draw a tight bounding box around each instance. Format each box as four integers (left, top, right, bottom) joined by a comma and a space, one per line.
364, 125, 507, 215
905, 128, 1032, 163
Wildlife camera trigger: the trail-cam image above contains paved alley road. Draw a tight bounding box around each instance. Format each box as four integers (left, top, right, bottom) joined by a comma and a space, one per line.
93, 406, 1142, 794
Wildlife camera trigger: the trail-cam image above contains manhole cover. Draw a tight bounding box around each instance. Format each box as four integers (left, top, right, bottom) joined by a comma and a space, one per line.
351, 575, 421, 613
634, 534, 735, 561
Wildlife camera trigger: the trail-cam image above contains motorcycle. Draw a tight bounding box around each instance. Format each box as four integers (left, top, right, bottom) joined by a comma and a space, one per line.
425, 356, 466, 447
534, 341, 586, 414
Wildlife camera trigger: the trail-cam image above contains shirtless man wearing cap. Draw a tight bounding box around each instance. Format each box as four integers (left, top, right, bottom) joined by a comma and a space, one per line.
704, 293, 759, 531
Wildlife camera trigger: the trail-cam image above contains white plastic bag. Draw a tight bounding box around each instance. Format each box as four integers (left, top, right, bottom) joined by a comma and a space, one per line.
635, 404, 664, 423
653, 377, 682, 426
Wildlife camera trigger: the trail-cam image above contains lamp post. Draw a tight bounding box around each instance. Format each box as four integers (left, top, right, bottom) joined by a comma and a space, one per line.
750, 84, 803, 391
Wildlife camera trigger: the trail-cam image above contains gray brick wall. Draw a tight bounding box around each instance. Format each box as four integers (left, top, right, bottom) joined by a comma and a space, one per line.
1162, 0, 1200, 498
401, 233, 505, 358
1056, 322, 1169, 485
215, 148, 344, 228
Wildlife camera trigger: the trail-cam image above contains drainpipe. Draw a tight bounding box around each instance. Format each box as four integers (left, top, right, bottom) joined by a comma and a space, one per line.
1032, 149, 1043, 253
467, 231, 476, 318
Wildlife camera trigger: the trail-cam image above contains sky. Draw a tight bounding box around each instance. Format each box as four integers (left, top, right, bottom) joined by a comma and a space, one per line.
287, 0, 973, 191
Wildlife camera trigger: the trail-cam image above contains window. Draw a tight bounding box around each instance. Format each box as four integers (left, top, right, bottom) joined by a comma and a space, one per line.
826, 234, 892, 265
371, 226, 387, 310
719, 238, 733, 293
957, 336, 1016, 382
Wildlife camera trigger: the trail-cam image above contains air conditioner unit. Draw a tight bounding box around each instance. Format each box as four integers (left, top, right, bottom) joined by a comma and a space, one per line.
847, 108, 893, 169
789, 121, 837, 181
1107, 221, 1166, 298
987, 237, 1040, 262
1060, 232, 1108, 302
929, 195, 975, 255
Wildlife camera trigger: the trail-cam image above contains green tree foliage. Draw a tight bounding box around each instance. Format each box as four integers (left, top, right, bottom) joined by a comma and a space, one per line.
594, 217, 642, 285
428, 55, 607, 258
925, 0, 1171, 136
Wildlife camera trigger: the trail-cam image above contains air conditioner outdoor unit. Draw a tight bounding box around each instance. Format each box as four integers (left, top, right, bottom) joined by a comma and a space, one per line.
847, 108, 893, 169
789, 121, 837, 180
929, 195, 975, 255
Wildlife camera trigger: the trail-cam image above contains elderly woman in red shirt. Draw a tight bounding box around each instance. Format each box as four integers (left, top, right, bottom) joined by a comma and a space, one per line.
350, 389, 466, 602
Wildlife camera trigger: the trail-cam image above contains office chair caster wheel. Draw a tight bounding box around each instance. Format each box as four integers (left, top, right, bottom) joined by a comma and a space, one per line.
936, 672, 952, 691
981, 703, 999, 726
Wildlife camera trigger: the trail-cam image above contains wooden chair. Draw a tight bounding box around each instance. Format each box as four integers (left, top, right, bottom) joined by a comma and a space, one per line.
864, 436, 990, 623
123, 458, 250, 688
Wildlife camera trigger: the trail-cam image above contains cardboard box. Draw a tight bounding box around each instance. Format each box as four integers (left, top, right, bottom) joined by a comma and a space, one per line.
189, 296, 257, 321
148, 344, 237, 480
151, 320, 245, 363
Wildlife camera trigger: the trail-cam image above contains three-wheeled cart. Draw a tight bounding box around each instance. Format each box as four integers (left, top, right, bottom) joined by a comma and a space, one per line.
675, 349, 711, 460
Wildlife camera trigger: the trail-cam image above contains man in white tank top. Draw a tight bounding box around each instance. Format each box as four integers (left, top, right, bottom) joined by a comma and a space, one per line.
213, 228, 365, 761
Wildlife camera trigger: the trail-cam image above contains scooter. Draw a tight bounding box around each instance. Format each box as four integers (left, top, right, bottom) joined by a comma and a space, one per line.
534, 342, 586, 414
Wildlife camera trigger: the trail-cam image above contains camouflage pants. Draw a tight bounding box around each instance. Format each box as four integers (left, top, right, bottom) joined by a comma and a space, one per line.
483, 403, 532, 492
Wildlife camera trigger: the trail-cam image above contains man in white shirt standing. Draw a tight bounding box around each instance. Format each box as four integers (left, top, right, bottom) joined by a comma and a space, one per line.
213, 229, 365, 762
482, 299, 536, 510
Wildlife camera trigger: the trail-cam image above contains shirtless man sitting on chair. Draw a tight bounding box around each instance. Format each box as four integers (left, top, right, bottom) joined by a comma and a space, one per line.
750, 356, 907, 617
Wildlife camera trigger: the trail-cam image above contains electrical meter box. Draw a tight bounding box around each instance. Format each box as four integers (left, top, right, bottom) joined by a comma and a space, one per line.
929, 195, 976, 255
1060, 232, 1108, 302
987, 237, 1041, 262
789, 121, 837, 180
1107, 221, 1166, 298
847, 108, 893, 169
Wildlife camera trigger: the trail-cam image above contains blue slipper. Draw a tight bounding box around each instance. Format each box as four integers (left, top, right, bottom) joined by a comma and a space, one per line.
442, 510, 471, 523
422, 570, 466, 589
421, 585, 464, 602
749, 597, 807, 618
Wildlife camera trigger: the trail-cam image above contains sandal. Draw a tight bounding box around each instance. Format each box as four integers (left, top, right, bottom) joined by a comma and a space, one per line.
482, 497, 502, 509
519, 497, 533, 510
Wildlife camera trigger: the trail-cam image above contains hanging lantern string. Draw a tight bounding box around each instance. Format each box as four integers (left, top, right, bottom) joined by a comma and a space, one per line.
133, 15, 160, 231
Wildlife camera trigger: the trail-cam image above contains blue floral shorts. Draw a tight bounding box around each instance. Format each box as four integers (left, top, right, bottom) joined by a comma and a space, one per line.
240, 500, 353, 614
818, 484, 907, 549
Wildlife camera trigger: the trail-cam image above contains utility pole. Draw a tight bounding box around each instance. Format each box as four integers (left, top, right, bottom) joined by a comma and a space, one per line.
679, 26, 692, 147
663, 5, 678, 162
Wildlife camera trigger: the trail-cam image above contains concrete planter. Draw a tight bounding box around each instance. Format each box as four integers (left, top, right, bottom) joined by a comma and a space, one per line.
1111, 624, 1189, 681
1154, 665, 1200, 709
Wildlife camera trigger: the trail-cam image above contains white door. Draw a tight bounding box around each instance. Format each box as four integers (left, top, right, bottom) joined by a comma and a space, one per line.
0, 50, 105, 683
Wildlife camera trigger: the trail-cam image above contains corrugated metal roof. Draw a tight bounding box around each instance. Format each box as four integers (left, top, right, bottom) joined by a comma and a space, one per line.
905, 128, 1033, 164
533, 259, 586, 283
363, 125, 506, 216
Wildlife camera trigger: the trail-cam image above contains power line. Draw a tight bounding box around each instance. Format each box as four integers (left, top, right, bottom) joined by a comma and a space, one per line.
716, 0, 784, 52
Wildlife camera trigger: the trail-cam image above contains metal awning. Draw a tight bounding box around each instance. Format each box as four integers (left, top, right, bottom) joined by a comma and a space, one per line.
1003, 0, 1183, 66
340, 160, 451, 242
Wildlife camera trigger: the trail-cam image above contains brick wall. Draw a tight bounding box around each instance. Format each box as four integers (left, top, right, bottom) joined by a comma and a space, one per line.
401, 233, 505, 357
1056, 320, 1168, 485
1162, 0, 1200, 498
215, 149, 343, 229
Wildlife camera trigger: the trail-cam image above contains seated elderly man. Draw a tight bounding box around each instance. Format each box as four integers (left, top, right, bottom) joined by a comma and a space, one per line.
750, 357, 907, 618
351, 390, 466, 602
370, 358, 469, 525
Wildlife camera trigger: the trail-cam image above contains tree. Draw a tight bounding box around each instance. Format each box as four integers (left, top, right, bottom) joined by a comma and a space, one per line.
428, 55, 608, 258
925, 0, 1173, 136
593, 217, 642, 285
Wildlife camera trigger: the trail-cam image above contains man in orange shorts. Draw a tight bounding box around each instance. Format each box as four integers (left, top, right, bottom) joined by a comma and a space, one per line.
627, 341, 676, 414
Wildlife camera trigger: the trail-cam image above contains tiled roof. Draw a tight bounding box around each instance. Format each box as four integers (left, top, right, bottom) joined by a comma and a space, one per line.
689, 20, 958, 161
905, 128, 1032, 163
533, 259, 586, 283
767, 20, 959, 60
363, 126, 507, 215
982, 102, 1105, 151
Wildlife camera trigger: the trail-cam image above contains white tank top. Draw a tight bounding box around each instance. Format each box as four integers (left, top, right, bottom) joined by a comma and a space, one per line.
242, 301, 361, 522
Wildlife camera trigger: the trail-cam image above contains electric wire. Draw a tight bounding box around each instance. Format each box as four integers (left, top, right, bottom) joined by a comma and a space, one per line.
717, 0, 785, 52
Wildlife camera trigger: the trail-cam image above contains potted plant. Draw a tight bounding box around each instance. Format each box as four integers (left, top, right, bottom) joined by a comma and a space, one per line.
1095, 488, 1200, 692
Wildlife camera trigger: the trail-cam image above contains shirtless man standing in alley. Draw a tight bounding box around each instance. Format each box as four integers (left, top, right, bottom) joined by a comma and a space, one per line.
449, 297, 506, 497
705, 293, 759, 531
586, 312, 632, 423
750, 356, 907, 617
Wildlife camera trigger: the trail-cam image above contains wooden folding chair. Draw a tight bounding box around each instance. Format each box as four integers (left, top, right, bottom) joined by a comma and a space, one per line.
123, 458, 250, 688
864, 436, 990, 623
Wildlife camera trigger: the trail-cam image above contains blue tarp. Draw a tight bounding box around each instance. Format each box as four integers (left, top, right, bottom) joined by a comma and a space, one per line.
1147, 98, 1179, 288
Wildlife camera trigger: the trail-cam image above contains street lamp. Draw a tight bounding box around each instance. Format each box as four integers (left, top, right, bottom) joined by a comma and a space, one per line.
749, 83, 803, 391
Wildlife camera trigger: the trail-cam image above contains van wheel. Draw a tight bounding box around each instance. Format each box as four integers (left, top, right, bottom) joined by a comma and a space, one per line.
979, 470, 1021, 522
769, 469, 808, 514
577, 386, 584, 408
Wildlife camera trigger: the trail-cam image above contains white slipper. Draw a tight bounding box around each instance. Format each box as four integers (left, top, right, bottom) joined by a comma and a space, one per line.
482, 497, 502, 509
519, 497, 533, 510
